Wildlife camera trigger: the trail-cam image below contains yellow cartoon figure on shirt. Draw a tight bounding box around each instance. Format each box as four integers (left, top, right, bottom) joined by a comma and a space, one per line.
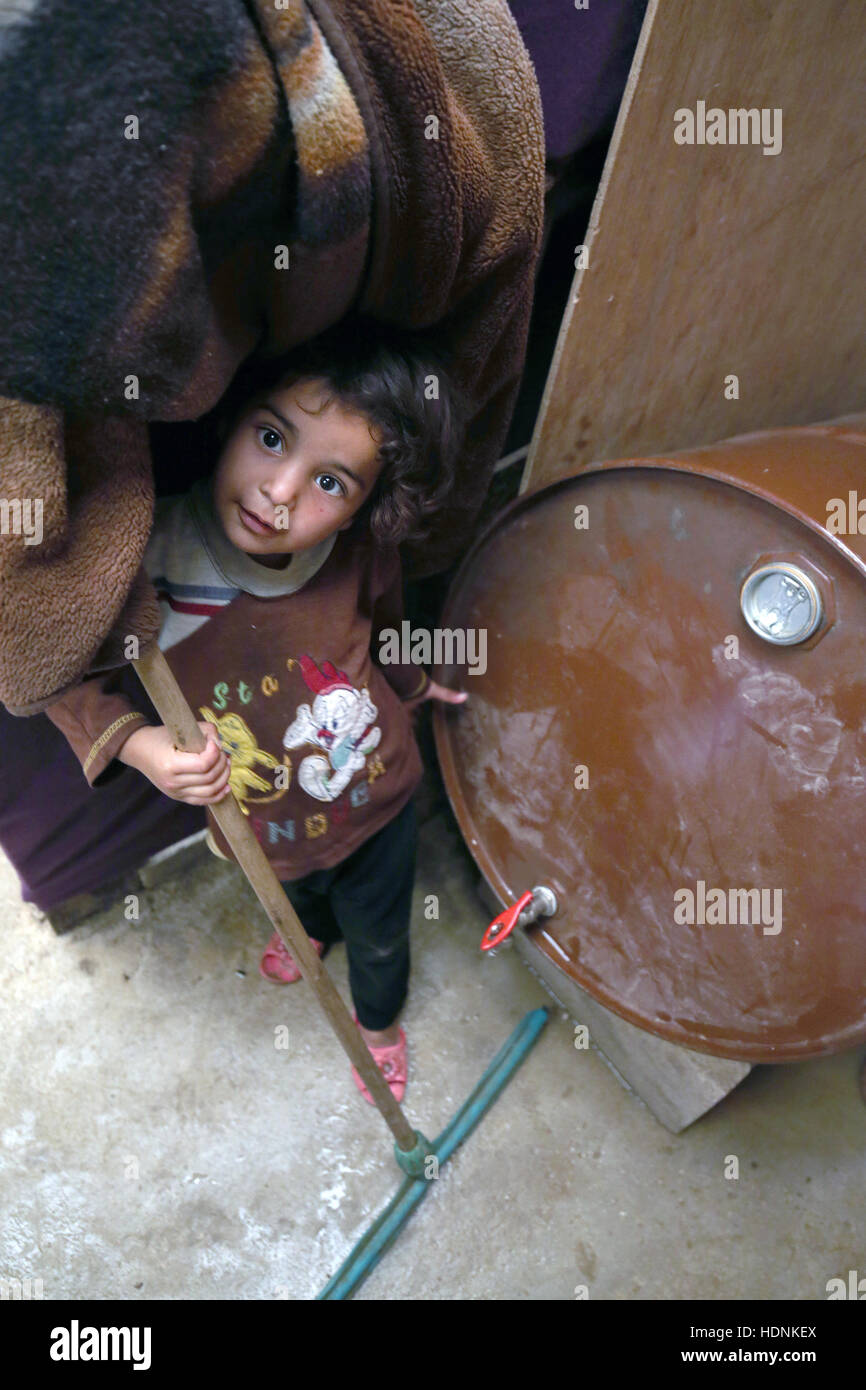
200, 707, 282, 814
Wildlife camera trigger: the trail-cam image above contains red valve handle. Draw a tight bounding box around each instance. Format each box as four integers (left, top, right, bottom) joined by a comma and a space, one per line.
481, 889, 534, 952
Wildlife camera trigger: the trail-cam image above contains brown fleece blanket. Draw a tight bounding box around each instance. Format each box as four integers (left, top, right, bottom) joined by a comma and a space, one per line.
0, 0, 544, 715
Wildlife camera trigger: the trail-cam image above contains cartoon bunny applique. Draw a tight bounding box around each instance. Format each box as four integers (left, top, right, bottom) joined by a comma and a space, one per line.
283, 656, 381, 802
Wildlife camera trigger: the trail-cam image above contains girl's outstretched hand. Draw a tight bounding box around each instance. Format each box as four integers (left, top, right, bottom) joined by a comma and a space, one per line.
405, 679, 468, 710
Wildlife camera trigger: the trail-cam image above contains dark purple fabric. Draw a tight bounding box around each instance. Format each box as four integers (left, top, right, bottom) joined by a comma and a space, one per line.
507, 0, 648, 161
0, 669, 204, 911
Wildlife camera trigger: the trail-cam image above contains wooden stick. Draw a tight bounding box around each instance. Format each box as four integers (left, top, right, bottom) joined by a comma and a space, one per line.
133, 642, 417, 1152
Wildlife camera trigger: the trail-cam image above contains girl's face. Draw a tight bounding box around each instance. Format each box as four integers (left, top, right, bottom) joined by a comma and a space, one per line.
212, 377, 384, 568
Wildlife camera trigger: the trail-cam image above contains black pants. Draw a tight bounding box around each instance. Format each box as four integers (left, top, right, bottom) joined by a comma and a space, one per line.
279, 797, 417, 1031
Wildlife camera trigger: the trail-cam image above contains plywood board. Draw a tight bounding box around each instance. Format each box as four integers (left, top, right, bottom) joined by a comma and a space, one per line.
523, 0, 866, 490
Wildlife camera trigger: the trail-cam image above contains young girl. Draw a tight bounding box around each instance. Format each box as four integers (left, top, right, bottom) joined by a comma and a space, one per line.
47, 319, 468, 1103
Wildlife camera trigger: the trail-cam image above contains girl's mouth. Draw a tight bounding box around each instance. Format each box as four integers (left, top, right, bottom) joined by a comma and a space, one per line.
238, 504, 278, 536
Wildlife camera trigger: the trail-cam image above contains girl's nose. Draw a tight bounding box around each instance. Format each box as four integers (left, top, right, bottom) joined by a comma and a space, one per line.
263, 463, 301, 509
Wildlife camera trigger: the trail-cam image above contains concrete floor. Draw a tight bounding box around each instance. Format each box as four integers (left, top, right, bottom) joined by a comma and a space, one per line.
1, 801, 864, 1301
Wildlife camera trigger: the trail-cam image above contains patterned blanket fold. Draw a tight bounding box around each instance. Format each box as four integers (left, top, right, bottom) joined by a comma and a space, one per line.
0, 0, 544, 715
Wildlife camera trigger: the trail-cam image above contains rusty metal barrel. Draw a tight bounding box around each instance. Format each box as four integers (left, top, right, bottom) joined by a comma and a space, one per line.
433, 417, 866, 1062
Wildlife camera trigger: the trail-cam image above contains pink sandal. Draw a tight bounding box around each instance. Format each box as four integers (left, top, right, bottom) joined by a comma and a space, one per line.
259, 931, 324, 983
350, 1020, 408, 1104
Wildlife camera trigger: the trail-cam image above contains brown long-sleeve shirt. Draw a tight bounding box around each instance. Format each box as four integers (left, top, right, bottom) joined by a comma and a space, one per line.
46, 482, 429, 880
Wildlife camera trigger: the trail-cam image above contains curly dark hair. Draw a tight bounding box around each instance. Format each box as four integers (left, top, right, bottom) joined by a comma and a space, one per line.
211, 316, 466, 547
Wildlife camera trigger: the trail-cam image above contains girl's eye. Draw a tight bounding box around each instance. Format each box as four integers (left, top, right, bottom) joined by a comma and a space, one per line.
256, 426, 283, 453
317, 473, 345, 498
